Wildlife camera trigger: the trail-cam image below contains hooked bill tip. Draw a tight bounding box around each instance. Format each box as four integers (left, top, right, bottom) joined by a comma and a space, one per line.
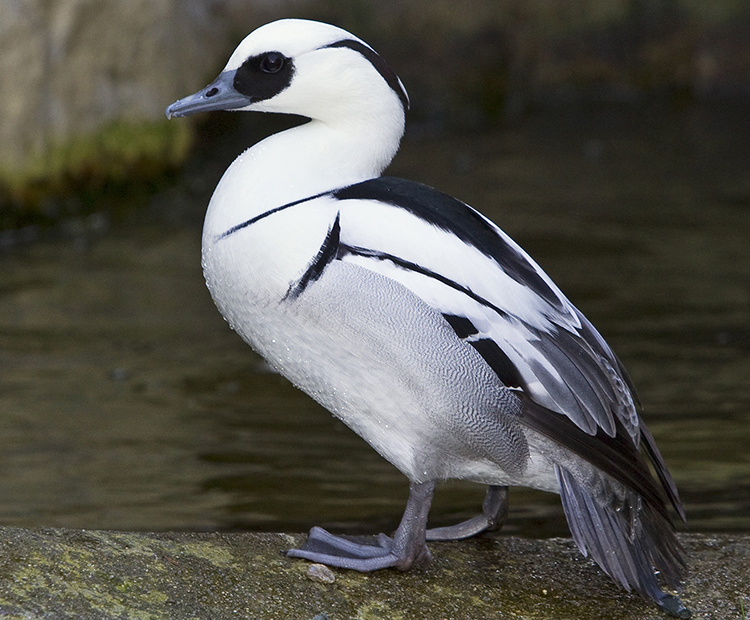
165, 102, 180, 120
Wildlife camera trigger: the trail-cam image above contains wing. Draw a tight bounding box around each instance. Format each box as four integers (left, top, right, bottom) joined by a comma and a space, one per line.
327, 176, 683, 517
334, 177, 631, 435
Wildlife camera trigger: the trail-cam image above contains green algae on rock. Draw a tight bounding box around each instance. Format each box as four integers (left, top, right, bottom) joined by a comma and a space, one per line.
0, 119, 191, 226
2, 528, 749, 620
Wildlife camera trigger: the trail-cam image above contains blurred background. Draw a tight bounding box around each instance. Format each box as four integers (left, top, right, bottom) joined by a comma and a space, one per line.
1, 0, 748, 538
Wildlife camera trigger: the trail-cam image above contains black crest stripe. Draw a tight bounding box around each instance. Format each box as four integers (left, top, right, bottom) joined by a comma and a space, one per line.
284, 212, 342, 300
324, 39, 409, 112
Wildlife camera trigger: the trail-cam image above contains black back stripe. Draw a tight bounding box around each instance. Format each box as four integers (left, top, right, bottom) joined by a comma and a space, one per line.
339, 244, 509, 319
323, 39, 409, 112
334, 177, 563, 310
217, 189, 335, 240
285, 212, 342, 300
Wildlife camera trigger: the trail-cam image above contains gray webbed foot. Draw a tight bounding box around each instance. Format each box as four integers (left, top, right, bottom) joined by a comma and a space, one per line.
426, 485, 508, 541
287, 480, 436, 572
286, 526, 412, 570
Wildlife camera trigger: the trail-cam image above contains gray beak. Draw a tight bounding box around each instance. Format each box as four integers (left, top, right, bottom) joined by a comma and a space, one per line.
165, 71, 251, 119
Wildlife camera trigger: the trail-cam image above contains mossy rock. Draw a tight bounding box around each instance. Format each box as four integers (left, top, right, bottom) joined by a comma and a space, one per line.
0, 119, 192, 228
1, 528, 749, 619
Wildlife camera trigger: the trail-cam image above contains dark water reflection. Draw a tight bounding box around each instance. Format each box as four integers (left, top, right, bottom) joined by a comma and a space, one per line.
1, 105, 748, 537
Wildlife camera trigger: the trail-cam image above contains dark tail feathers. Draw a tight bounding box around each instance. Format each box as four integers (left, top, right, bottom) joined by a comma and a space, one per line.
556, 466, 691, 618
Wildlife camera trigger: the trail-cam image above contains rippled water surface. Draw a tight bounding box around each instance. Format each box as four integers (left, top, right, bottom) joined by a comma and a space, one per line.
1, 106, 748, 537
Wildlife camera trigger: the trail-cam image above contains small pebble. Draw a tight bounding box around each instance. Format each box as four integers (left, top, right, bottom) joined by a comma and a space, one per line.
306, 563, 336, 584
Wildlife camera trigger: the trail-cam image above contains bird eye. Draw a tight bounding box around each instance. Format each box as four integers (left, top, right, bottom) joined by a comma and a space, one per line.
260, 52, 285, 73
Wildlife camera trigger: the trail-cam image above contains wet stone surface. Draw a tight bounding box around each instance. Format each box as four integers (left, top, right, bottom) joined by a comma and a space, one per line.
0, 528, 748, 619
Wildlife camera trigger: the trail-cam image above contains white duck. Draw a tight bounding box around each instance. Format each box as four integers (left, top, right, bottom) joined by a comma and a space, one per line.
166, 19, 689, 617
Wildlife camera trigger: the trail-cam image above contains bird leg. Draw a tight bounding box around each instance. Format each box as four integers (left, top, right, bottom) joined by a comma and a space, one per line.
287, 480, 435, 571
425, 485, 508, 541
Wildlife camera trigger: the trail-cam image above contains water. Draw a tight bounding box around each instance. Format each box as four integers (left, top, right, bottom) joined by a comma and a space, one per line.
1, 105, 748, 537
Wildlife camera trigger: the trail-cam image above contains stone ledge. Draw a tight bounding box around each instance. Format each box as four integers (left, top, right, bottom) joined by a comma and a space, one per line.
0, 528, 747, 619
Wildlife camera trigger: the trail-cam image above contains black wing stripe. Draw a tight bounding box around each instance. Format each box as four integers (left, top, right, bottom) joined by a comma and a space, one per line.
284, 212, 341, 300
339, 244, 509, 319
442, 314, 478, 339
469, 338, 524, 388
441, 314, 523, 388
334, 177, 562, 310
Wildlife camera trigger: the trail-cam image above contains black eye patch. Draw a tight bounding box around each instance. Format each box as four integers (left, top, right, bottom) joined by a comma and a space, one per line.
233, 52, 295, 102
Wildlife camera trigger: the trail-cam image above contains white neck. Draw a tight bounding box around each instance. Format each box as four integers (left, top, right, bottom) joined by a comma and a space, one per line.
203, 108, 404, 240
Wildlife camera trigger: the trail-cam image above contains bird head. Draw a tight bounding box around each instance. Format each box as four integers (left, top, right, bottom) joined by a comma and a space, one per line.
165, 19, 409, 130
